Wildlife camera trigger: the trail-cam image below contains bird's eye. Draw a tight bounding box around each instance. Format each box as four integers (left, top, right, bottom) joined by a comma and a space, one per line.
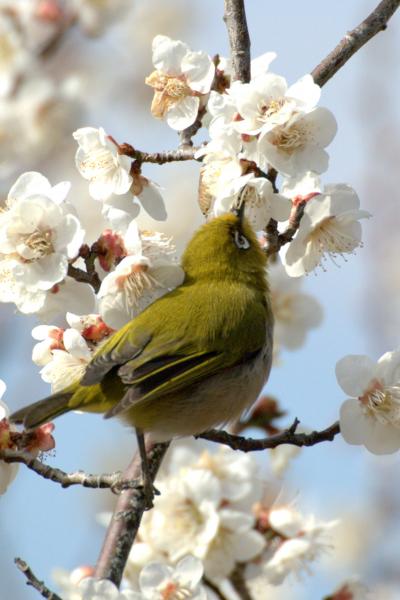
234, 230, 250, 250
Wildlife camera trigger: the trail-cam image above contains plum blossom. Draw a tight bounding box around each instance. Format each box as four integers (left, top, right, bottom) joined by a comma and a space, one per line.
102, 169, 167, 231
0, 380, 19, 494
32, 313, 114, 392
281, 176, 371, 277
198, 142, 290, 230
213, 171, 291, 231
137, 555, 207, 600
337, 350, 400, 454
162, 439, 263, 512
78, 578, 140, 600
98, 221, 184, 329
232, 73, 321, 137
0, 172, 84, 314
250, 504, 338, 586
145, 35, 215, 130
71, 0, 132, 36
229, 72, 337, 176
0, 14, 31, 97
139, 466, 265, 581
269, 262, 323, 351
73, 127, 133, 201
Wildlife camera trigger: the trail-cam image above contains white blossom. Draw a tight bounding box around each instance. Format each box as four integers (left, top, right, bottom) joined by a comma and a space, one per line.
79, 578, 140, 600
0, 380, 19, 494
282, 180, 371, 277
260, 506, 338, 585
337, 350, 400, 454
213, 172, 291, 231
37, 277, 97, 322
71, 0, 132, 36
139, 466, 265, 581
145, 35, 215, 130
98, 221, 184, 329
32, 313, 113, 392
0, 172, 84, 314
73, 127, 133, 201
138, 555, 207, 600
53, 568, 140, 600
232, 73, 320, 137
269, 262, 323, 350
162, 439, 263, 512
0, 14, 31, 97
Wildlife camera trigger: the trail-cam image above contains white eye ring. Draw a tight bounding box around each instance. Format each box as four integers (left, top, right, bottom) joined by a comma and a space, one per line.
234, 230, 250, 250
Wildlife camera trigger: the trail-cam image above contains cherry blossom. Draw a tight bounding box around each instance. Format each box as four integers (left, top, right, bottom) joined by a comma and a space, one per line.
138, 555, 207, 600
337, 350, 400, 454
282, 179, 371, 277
32, 313, 113, 392
252, 505, 338, 586
139, 466, 265, 581
98, 222, 184, 329
145, 35, 215, 130
0, 172, 84, 314
73, 127, 133, 201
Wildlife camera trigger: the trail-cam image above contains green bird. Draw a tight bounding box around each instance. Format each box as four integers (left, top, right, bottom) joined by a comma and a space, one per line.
11, 209, 274, 503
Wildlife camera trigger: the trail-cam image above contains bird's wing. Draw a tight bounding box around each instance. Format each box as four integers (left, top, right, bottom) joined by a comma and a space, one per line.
104, 349, 230, 418
80, 326, 152, 386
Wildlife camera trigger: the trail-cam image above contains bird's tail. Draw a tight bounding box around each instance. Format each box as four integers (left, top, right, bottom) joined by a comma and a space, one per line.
10, 389, 75, 430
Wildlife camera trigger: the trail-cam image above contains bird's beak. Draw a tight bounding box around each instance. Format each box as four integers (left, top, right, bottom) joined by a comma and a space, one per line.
231, 189, 246, 224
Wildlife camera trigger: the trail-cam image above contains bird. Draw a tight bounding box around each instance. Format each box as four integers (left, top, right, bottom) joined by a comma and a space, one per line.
11, 206, 274, 506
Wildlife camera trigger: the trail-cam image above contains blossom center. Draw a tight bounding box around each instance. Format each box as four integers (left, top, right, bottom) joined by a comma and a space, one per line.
160, 581, 192, 600
258, 98, 285, 122
146, 70, 192, 118
80, 148, 119, 178
359, 379, 400, 426
269, 123, 305, 151
22, 228, 54, 260
305, 216, 360, 268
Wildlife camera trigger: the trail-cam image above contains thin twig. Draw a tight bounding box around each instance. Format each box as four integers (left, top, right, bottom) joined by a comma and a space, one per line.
67, 263, 101, 293
312, 0, 400, 87
204, 578, 230, 600
198, 419, 340, 451
230, 564, 253, 600
179, 107, 207, 148
266, 200, 307, 256
118, 144, 198, 165
15, 558, 62, 600
94, 441, 169, 587
0, 449, 138, 492
223, 0, 251, 82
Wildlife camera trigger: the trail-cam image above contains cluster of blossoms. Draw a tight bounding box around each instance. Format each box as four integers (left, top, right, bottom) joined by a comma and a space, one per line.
53, 441, 341, 598
0, 379, 55, 493
0, 0, 133, 179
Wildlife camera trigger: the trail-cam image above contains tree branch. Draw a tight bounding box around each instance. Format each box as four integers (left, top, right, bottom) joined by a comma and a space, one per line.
312, 0, 400, 87
15, 558, 62, 600
266, 200, 307, 256
94, 441, 169, 587
118, 144, 198, 165
0, 449, 139, 492
198, 419, 340, 451
223, 0, 251, 82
